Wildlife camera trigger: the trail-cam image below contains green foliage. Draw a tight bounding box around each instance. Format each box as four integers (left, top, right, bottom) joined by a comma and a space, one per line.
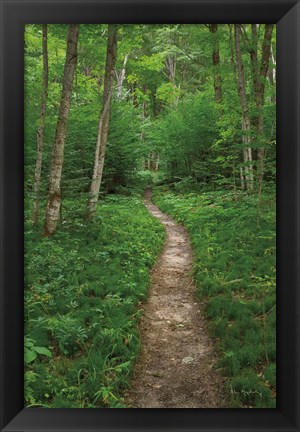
146, 92, 220, 181
155, 82, 181, 105
104, 100, 143, 192
25, 337, 52, 364
24, 337, 52, 405
25, 197, 165, 407
24, 23, 276, 409
154, 188, 276, 408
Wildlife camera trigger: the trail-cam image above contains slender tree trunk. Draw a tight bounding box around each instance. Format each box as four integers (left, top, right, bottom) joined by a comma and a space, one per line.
165, 55, 176, 83
131, 81, 138, 107
249, 24, 274, 194
165, 55, 179, 107
250, 25, 260, 98
42, 24, 80, 236
232, 160, 237, 197
229, 24, 238, 86
257, 25, 274, 195
116, 54, 128, 98
234, 24, 254, 191
267, 44, 276, 103
249, 24, 260, 136
87, 24, 118, 220
155, 154, 160, 171
240, 167, 245, 191
209, 24, 222, 103
230, 24, 244, 192
269, 43, 276, 86
32, 25, 48, 226
141, 84, 148, 167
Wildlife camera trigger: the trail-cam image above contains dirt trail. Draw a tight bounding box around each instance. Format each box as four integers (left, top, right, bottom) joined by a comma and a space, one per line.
125, 189, 227, 408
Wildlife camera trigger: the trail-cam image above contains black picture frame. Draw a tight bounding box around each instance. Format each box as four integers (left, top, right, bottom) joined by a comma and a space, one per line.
0, 0, 299, 431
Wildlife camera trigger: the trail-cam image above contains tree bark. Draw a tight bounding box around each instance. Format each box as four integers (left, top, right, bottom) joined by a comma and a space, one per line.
240, 167, 245, 191
165, 55, 179, 107
250, 25, 260, 96
155, 153, 160, 171
209, 24, 222, 103
87, 24, 118, 219
234, 24, 254, 191
229, 24, 239, 89
257, 25, 274, 195
248, 24, 274, 194
32, 25, 48, 226
267, 43, 276, 103
116, 53, 128, 98
42, 24, 80, 236
165, 55, 176, 84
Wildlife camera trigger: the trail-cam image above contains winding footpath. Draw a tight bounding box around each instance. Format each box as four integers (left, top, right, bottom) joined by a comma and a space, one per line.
125, 189, 227, 408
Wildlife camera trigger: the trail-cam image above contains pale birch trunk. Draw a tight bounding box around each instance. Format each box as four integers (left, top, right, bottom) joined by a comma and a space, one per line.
116, 54, 128, 99
165, 55, 176, 84
165, 55, 179, 107
234, 24, 254, 191
42, 24, 80, 236
267, 44, 276, 103
32, 24, 48, 226
87, 24, 118, 220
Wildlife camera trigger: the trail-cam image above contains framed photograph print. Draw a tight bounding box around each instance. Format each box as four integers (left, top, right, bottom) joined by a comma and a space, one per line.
0, 0, 299, 431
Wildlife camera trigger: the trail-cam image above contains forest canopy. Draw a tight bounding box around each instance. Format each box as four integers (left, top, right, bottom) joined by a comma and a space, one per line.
25, 23, 276, 226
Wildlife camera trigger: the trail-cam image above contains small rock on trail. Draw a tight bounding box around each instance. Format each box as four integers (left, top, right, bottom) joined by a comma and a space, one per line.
125, 188, 227, 408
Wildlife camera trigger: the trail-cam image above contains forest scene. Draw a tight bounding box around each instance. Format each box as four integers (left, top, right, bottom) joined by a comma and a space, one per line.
24, 24, 276, 408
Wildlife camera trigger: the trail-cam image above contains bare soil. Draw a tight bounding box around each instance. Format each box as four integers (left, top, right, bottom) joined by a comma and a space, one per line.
124, 189, 227, 408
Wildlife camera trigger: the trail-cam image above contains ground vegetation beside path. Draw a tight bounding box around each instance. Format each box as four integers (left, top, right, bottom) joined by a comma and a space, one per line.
154, 187, 276, 408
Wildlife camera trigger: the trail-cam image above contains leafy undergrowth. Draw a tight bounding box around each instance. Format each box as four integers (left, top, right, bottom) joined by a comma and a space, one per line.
25, 196, 165, 408
153, 187, 276, 408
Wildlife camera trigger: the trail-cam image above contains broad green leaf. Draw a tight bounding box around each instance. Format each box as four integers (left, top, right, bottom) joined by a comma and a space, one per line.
25, 349, 37, 364
33, 346, 52, 357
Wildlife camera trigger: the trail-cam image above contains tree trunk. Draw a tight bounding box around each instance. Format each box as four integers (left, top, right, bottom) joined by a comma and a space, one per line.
267, 44, 276, 103
250, 25, 260, 102
155, 154, 160, 171
234, 24, 254, 191
42, 24, 80, 236
116, 53, 128, 98
249, 24, 274, 194
229, 24, 237, 84
131, 81, 138, 107
32, 24, 48, 226
209, 24, 222, 103
87, 24, 118, 219
240, 167, 245, 191
257, 25, 274, 195
165, 55, 179, 107
165, 55, 176, 83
